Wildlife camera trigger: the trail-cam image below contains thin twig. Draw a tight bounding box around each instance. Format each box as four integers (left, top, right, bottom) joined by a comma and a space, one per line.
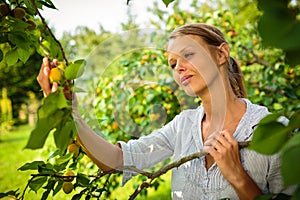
20, 176, 35, 200
31, 0, 69, 65
129, 179, 152, 200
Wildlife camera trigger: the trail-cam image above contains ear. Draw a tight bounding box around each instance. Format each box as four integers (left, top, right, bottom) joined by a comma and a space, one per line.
217, 43, 230, 66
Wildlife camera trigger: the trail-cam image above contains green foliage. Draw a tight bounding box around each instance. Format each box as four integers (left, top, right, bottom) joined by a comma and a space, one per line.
0, 0, 61, 120
1, 0, 300, 199
257, 0, 300, 65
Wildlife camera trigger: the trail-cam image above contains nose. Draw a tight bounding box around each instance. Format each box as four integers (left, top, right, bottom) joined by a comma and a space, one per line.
174, 58, 187, 73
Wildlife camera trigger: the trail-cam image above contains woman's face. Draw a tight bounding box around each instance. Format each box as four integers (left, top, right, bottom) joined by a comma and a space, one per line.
167, 35, 220, 97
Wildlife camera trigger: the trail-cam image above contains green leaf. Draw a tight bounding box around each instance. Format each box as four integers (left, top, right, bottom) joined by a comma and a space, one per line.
75, 173, 90, 187
71, 193, 83, 200
25, 110, 66, 149
281, 133, 300, 186
55, 153, 73, 165
17, 48, 31, 63
64, 59, 86, 80
41, 189, 51, 200
289, 110, 300, 129
18, 161, 45, 171
38, 88, 69, 118
53, 159, 69, 172
40, 0, 57, 9
29, 176, 48, 192
5, 48, 19, 66
249, 121, 291, 154
162, 0, 175, 7
258, 113, 282, 125
8, 31, 31, 50
38, 163, 56, 175
25, 117, 54, 149
291, 187, 300, 200
257, 0, 300, 51
41, 179, 56, 200
53, 180, 63, 196
0, 189, 19, 198
53, 121, 75, 152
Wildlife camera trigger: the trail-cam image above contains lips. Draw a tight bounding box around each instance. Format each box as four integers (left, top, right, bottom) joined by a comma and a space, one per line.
181, 75, 193, 85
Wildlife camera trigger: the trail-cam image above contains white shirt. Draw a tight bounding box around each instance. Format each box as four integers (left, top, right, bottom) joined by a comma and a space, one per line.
118, 99, 288, 199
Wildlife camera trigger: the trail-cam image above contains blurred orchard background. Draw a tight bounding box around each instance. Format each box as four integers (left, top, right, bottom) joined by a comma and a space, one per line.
0, 0, 300, 199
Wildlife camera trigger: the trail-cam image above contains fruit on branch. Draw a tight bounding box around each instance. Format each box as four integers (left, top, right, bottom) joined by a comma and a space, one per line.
49, 67, 64, 83
25, 19, 36, 30
68, 143, 80, 158
62, 182, 74, 194
0, 3, 10, 16
63, 169, 75, 182
13, 7, 25, 19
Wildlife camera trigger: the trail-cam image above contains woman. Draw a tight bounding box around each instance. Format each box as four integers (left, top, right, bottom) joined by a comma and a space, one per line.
37, 23, 288, 199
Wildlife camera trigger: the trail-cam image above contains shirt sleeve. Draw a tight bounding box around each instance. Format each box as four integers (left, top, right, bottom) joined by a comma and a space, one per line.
117, 115, 179, 186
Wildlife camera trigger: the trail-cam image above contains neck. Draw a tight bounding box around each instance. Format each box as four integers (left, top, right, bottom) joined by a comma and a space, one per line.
200, 74, 245, 134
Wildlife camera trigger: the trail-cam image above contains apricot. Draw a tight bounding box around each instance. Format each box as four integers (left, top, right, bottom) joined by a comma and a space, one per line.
13, 7, 25, 19
0, 4, 10, 16
49, 67, 63, 83
62, 182, 73, 194
68, 143, 80, 158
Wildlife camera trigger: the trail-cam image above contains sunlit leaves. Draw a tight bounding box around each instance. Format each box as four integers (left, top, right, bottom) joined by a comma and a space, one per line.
29, 176, 48, 192
5, 47, 18, 66
64, 59, 86, 80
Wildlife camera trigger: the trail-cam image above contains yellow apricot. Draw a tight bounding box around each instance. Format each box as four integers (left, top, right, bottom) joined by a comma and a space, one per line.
68, 143, 80, 158
49, 67, 63, 83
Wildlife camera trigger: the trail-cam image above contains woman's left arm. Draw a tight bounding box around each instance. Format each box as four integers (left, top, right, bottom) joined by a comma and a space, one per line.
205, 130, 263, 200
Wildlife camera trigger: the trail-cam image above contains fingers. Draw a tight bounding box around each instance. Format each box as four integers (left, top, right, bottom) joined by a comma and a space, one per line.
37, 57, 51, 96
37, 57, 58, 97
204, 130, 238, 154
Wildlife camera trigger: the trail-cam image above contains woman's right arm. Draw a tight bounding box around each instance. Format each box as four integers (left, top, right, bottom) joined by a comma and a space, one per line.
37, 57, 124, 171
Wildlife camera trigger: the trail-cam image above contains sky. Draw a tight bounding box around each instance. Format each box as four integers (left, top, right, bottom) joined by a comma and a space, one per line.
40, 0, 178, 38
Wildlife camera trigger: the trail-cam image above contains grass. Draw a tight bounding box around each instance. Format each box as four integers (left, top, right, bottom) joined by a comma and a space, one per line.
0, 125, 171, 200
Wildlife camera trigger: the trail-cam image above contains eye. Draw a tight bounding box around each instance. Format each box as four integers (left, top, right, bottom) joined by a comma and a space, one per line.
168, 58, 177, 69
184, 52, 194, 58
170, 62, 176, 69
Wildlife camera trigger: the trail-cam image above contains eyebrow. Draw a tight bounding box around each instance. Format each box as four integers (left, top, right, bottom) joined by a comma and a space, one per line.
167, 46, 193, 54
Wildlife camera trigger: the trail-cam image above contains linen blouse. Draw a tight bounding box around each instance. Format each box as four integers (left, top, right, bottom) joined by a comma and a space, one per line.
118, 99, 288, 199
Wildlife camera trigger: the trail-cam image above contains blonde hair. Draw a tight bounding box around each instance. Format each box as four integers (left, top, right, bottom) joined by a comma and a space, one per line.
169, 23, 246, 98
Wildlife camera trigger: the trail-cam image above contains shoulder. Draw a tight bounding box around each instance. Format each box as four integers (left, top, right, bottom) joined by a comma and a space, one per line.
243, 98, 289, 126
243, 98, 270, 125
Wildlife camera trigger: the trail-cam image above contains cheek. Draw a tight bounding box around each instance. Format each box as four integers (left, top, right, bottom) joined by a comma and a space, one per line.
173, 71, 180, 85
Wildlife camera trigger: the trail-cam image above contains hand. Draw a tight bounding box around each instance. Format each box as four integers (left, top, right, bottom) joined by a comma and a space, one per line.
204, 130, 244, 184
37, 57, 59, 97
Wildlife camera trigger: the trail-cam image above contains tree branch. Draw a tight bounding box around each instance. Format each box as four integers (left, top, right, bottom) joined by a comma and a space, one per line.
27, 141, 250, 199
31, 0, 69, 65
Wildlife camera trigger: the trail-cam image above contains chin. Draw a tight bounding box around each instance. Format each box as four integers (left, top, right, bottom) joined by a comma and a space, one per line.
183, 87, 199, 97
